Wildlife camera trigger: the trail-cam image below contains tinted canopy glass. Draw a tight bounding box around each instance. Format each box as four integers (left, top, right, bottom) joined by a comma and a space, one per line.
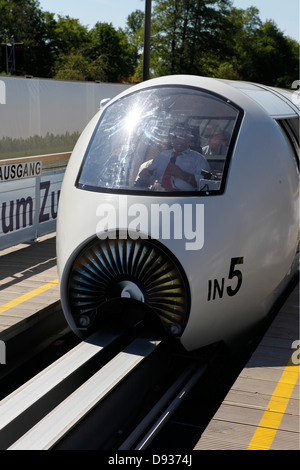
77, 85, 241, 195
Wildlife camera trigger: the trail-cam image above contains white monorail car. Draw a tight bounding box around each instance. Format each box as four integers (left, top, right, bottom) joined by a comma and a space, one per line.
56, 75, 299, 351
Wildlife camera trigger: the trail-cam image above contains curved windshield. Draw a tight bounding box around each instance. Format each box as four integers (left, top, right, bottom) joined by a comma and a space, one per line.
77, 85, 242, 195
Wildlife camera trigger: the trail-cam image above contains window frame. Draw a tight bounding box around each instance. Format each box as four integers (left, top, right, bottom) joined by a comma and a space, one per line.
75, 85, 244, 197
277, 117, 299, 169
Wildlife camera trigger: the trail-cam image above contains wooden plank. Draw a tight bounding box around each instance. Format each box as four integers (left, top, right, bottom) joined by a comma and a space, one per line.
2, 153, 71, 165
194, 283, 300, 450
0, 315, 24, 326
0, 233, 60, 334
223, 389, 300, 415
214, 402, 299, 432
196, 413, 299, 450
195, 421, 256, 450
270, 429, 300, 450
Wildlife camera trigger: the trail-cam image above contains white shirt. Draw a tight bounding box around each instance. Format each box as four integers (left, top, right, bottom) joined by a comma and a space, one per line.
147, 148, 210, 190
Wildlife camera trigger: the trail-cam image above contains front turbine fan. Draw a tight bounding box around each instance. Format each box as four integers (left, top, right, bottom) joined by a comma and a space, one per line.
68, 234, 190, 335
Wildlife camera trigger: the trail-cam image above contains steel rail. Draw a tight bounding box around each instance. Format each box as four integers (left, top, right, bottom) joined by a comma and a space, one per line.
118, 362, 207, 450
0, 327, 117, 449
3, 334, 161, 450
135, 364, 207, 450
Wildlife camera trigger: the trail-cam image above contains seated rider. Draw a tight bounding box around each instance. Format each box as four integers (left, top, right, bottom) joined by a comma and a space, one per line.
202, 126, 228, 156
135, 122, 210, 191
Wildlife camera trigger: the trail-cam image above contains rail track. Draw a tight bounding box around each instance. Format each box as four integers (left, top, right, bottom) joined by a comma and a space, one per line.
1, 275, 296, 451
0, 311, 211, 450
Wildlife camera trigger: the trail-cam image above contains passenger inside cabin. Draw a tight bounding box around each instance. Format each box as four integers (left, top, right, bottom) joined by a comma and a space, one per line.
135, 122, 210, 191
202, 126, 228, 156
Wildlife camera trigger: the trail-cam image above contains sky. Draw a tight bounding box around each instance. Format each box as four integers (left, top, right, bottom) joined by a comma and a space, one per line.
38, 0, 299, 42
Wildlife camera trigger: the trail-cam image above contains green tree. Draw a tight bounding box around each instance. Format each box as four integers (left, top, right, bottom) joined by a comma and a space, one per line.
89, 22, 136, 82
48, 15, 92, 79
48, 15, 90, 56
150, 0, 233, 77
54, 50, 109, 82
220, 7, 299, 86
54, 51, 91, 81
148, 1, 299, 87
125, 9, 145, 41
241, 20, 299, 86
0, 0, 53, 76
208, 6, 262, 81
0, 0, 298, 86
124, 9, 145, 82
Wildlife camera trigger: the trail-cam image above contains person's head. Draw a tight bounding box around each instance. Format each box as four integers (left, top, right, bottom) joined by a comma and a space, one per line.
169, 123, 191, 153
204, 126, 223, 150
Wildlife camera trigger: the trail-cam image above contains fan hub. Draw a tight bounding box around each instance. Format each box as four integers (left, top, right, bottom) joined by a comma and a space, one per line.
119, 281, 145, 302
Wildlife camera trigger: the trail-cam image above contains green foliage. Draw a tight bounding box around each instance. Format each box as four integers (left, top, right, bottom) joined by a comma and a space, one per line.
148, 1, 298, 87
50, 15, 90, 55
150, 0, 234, 76
0, 0, 54, 76
0, 131, 80, 160
0, 1, 137, 81
219, 7, 299, 87
88, 22, 136, 82
0, 0, 298, 86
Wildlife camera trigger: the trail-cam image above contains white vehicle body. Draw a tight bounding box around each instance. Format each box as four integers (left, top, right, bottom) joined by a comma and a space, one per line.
57, 75, 299, 351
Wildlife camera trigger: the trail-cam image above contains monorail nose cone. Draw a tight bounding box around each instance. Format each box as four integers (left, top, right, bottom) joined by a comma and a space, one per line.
119, 281, 145, 302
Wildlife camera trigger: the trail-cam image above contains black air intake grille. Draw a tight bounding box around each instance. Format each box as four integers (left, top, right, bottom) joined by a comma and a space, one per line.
68, 235, 190, 334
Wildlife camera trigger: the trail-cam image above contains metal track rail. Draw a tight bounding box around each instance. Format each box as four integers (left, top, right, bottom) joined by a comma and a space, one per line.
0, 324, 162, 450
119, 363, 207, 450
12, 338, 160, 450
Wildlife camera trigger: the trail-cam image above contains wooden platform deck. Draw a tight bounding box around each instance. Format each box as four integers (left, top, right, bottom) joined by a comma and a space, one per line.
0, 233, 60, 339
195, 284, 300, 450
